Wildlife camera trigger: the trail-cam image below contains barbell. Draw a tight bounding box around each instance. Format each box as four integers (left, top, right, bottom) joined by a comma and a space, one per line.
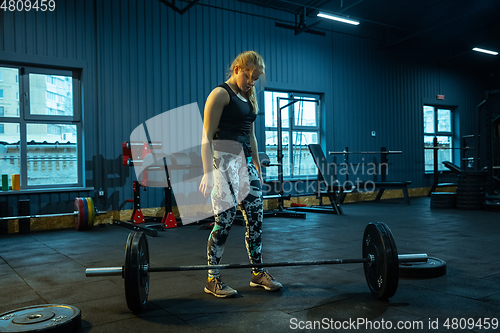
424, 146, 474, 150
329, 150, 403, 155
0, 197, 103, 231
85, 222, 429, 314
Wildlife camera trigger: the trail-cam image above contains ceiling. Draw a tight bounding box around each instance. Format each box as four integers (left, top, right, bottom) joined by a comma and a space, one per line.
234, 0, 500, 84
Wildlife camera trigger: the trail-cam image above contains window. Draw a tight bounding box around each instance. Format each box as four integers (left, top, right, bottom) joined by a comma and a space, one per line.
424, 105, 453, 172
0, 89, 3, 99
264, 91, 320, 179
0, 65, 82, 189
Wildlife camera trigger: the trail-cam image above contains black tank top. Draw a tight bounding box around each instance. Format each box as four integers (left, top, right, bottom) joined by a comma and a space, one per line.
213, 83, 257, 157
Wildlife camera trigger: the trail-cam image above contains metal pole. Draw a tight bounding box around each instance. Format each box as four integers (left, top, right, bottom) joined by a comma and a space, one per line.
0, 209, 106, 221
0, 211, 79, 221
276, 97, 284, 209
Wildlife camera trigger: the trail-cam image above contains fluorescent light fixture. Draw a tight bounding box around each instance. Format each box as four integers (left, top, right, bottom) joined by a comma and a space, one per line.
472, 47, 498, 56
317, 11, 360, 25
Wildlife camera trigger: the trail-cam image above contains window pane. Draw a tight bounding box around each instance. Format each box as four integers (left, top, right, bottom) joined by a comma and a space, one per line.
264, 131, 277, 179
0, 67, 20, 118
424, 135, 452, 172
264, 91, 288, 128
423, 105, 434, 134
292, 131, 318, 176
437, 109, 451, 132
436, 136, 452, 171
265, 130, 277, 147
424, 135, 434, 172
294, 98, 317, 127
282, 131, 290, 176
26, 123, 78, 185
264, 131, 289, 178
0, 123, 21, 188
29, 74, 73, 116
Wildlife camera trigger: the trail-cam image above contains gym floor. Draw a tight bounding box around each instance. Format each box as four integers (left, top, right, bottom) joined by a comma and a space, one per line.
1, 197, 499, 333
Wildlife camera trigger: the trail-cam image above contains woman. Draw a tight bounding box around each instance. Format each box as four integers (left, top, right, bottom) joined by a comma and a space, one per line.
199, 51, 282, 297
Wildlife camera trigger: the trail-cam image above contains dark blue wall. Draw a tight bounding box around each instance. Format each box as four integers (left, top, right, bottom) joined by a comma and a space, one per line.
0, 0, 485, 214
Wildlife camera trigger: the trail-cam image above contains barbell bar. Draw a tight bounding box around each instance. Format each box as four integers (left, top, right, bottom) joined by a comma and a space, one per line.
0, 211, 81, 220
424, 146, 474, 150
85, 222, 430, 314
329, 151, 403, 155
0, 197, 104, 231
86, 254, 428, 276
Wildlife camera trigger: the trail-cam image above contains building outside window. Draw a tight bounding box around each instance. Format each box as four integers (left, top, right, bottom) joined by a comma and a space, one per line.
0, 65, 82, 189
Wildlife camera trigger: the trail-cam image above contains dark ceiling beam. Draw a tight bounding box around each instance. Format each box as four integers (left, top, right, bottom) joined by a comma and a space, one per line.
235, 0, 297, 14
158, 0, 200, 15
338, 0, 365, 13
293, 5, 324, 36
294, 20, 322, 35
275, 22, 326, 36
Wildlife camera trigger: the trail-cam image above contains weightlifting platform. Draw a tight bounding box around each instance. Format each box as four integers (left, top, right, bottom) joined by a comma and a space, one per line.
0, 197, 499, 332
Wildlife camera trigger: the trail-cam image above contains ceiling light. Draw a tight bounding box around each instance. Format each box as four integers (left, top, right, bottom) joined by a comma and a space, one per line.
472, 47, 498, 56
317, 12, 360, 25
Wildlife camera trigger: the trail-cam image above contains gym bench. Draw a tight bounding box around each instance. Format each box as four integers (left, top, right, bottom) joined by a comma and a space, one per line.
307, 144, 411, 214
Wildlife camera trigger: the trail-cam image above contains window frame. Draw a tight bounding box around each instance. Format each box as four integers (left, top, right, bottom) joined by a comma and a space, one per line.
264, 90, 321, 180
423, 104, 455, 174
0, 64, 84, 190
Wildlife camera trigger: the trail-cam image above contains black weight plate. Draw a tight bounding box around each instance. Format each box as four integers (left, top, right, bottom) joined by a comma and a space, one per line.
456, 201, 483, 209
457, 190, 484, 195
431, 198, 456, 203
378, 222, 399, 298
0, 304, 81, 332
431, 198, 455, 202
431, 197, 456, 200
362, 222, 399, 299
124, 231, 150, 313
431, 196, 456, 200
399, 257, 447, 278
456, 199, 484, 204
431, 200, 456, 205
431, 203, 455, 209
457, 183, 484, 188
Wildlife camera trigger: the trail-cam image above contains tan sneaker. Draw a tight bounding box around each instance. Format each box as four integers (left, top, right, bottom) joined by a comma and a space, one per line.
204, 276, 238, 298
250, 270, 283, 291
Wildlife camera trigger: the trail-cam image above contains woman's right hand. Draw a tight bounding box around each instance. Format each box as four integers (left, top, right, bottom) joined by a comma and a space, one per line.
199, 173, 214, 198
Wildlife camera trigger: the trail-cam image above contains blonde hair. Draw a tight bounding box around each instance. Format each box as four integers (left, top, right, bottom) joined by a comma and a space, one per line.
228, 51, 266, 114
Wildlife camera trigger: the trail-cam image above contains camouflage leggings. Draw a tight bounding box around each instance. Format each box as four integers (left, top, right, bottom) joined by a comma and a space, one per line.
207, 151, 263, 277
